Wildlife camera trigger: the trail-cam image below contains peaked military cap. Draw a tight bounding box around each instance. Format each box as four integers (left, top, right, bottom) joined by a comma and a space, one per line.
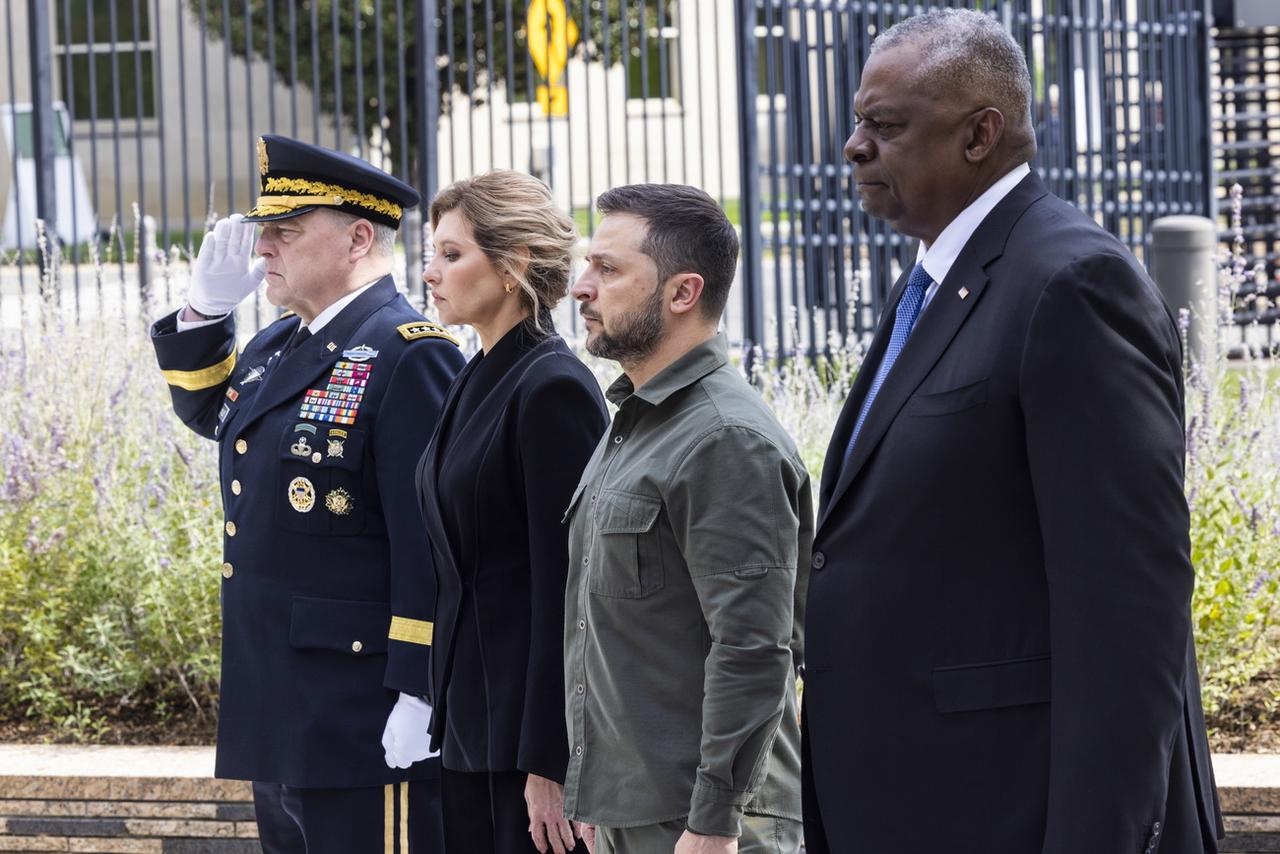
243, 134, 420, 230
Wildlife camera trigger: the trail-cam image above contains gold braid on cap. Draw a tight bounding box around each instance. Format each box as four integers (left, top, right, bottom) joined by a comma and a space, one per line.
259, 176, 403, 221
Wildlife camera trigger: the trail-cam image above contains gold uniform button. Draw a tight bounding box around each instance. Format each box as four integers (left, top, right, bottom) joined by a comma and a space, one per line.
225, 521, 237, 537
231, 479, 242, 495
311, 452, 322, 463
235, 439, 248, 454
221, 562, 234, 578
351, 640, 364, 653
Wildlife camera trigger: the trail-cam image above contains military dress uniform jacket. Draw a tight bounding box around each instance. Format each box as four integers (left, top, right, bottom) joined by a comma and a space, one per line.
151, 275, 465, 788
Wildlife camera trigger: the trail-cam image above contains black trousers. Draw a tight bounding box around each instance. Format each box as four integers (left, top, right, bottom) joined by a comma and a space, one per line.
253, 778, 444, 854
441, 768, 584, 854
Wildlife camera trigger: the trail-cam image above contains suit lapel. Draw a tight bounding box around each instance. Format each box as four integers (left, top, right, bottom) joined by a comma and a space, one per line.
237, 276, 400, 432
817, 173, 1049, 533
818, 267, 908, 509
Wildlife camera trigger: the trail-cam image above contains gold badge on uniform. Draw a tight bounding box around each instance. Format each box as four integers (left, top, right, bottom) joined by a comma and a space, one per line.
257, 137, 270, 175
325, 488, 353, 516
288, 477, 316, 513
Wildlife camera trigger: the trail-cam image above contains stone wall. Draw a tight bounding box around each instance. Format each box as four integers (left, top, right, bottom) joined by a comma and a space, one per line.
1, 747, 1277, 852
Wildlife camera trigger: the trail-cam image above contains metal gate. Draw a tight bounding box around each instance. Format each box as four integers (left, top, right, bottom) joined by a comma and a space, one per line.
736, 0, 1216, 360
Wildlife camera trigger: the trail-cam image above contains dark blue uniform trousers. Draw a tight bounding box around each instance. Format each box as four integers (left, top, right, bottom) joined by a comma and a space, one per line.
253, 779, 443, 854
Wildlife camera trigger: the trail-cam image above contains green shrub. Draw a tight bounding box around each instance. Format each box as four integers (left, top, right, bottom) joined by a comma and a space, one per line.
0, 318, 223, 736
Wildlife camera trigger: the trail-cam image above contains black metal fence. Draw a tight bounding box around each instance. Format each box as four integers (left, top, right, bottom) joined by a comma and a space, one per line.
1212, 24, 1280, 357
0, 0, 1223, 357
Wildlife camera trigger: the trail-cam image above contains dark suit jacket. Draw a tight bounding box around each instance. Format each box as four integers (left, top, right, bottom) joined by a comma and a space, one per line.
418, 319, 608, 781
151, 276, 465, 787
802, 174, 1224, 854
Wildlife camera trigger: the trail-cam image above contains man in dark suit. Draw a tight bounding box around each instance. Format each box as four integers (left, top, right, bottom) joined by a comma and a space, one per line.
802, 9, 1224, 854
150, 134, 463, 853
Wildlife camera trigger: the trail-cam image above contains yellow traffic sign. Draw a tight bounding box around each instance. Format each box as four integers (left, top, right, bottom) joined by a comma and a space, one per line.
537, 85, 569, 115
527, 0, 579, 115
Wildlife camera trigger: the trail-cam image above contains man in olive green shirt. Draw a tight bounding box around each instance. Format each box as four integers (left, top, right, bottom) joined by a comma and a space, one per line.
563, 184, 812, 854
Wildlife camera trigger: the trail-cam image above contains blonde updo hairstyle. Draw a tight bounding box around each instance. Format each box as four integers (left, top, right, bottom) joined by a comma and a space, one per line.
429, 170, 578, 329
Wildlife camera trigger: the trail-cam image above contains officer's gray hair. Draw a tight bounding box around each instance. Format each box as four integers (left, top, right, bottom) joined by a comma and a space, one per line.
325, 209, 398, 258
872, 8, 1036, 159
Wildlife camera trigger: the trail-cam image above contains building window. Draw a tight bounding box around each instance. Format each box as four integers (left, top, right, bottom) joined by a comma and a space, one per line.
55, 1, 157, 121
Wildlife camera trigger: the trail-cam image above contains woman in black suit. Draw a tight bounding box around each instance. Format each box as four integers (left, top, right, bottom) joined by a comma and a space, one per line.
416, 171, 607, 854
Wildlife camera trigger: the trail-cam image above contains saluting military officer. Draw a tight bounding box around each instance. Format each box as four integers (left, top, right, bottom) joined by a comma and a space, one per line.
150, 134, 464, 854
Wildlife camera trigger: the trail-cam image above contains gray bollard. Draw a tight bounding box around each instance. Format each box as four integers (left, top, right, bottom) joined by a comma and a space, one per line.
1150, 215, 1218, 365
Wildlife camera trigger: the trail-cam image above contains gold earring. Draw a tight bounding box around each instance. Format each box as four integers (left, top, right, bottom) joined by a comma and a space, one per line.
504, 281, 515, 294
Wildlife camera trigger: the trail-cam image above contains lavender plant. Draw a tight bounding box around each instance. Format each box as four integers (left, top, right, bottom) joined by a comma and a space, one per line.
0, 309, 223, 735
1182, 185, 1280, 720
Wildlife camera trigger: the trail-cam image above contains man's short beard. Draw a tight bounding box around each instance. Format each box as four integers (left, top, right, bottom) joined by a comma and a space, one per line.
585, 282, 667, 364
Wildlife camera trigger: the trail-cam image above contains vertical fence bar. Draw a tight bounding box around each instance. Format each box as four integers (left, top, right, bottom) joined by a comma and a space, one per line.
505, 0, 516, 170
107, 0, 125, 277
130, 0, 148, 306
288, 0, 299, 137
354, 0, 366, 158
734, 0, 765, 366
310, 0, 321, 142
464, 0, 476, 177
199, 0, 212, 225
175, 0, 192, 254
375, 0, 387, 167
61, 0, 83, 305
484, 0, 496, 171
221, 0, 235, 214
152, 0, 169, 261
27, 0, 57, 249
332, 0, 343, 152
602, 0, 615, 190
620, 1, 632, 183
266, 0, 277, 131
4, 0, 27, 297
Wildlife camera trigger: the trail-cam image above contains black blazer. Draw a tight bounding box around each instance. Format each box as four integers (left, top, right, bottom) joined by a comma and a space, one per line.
418, 319, 608, 781
802, 174, 1224, 854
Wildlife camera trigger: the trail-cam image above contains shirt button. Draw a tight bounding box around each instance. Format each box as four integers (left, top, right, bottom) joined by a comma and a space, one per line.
235, 439, 248, 454
231, 479, 242, 495
613, 435, 623, 444
351, 640, 363, 653
582, 556, 589, 566
221, 562, 234, 579
311, 452, 322, 463
590, 494, 596, 502
225, 521, 237, 537
812, 551, 826, 570
575, 745, 583, 756
577, 620, 586, 631
576, 684, 584, 694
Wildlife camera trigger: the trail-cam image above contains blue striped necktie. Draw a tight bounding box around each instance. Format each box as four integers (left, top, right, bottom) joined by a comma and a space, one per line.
844, 262, 933, 462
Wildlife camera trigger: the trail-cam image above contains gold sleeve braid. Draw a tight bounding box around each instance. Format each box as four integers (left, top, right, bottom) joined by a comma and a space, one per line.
161, 350, 238, 391
388, 616, 433, 646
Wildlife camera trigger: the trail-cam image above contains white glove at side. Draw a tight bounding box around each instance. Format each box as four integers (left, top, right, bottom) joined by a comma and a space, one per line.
381, 692, 438, 769
187, 214, 267, 317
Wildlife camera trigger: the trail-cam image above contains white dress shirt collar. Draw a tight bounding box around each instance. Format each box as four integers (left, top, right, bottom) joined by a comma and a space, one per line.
916, 162, 1031, 288
303, 278, 383, 335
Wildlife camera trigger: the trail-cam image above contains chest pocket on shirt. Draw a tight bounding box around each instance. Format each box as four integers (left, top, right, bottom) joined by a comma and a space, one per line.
275, 425, 367, 536
588, 489, 665, 599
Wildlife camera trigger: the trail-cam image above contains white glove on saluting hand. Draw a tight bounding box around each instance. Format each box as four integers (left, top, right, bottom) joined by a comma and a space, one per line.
187, 214, 267, 317
381, 693, 438, 769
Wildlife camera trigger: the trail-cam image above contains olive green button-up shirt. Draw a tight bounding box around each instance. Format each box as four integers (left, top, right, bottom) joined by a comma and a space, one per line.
562, 333, 813, 837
